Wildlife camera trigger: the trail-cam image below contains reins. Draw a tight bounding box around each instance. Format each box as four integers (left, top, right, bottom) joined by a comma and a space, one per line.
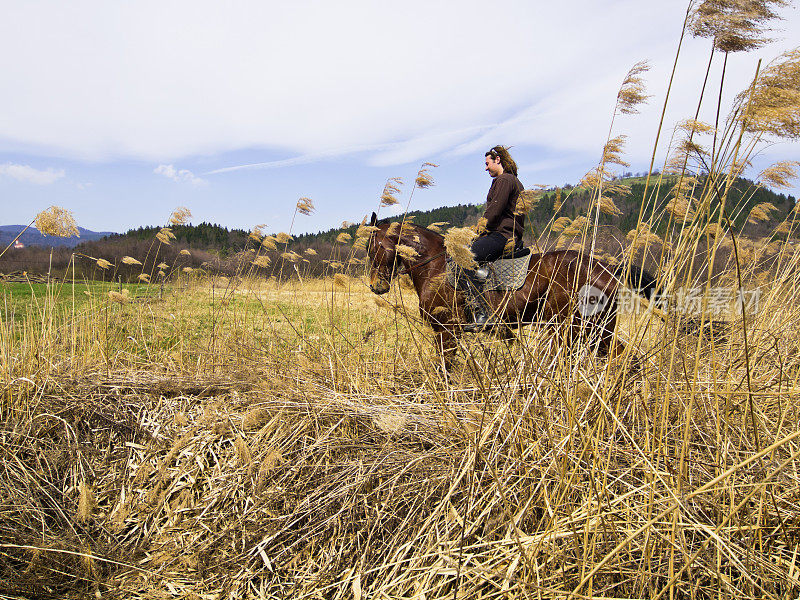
396, 250, 447, 276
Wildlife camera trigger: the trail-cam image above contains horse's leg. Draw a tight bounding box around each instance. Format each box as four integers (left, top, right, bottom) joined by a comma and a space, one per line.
595, 307, 618, 357
595, 303, 635, 367
497, 325, 516, 347
433, 326, 459, 373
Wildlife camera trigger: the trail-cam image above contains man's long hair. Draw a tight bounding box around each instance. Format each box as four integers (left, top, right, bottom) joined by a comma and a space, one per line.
486, 145, 518, 177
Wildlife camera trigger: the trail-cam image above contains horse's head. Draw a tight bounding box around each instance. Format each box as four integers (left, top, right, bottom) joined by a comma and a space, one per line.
366, 212, 397, 295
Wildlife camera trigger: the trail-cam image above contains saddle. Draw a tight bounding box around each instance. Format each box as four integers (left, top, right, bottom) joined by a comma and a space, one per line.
446, 245, 533, 291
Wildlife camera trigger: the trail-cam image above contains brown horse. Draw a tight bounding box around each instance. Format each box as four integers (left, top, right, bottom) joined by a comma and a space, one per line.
366, 213, 657, 370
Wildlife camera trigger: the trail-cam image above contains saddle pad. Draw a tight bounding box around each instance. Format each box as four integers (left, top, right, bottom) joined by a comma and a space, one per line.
446, 252, 533, 291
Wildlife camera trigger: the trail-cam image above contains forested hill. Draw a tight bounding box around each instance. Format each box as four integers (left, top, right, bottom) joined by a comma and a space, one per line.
2, 176, 796, 278
0, 225, 115, 249
105, 222, 253, 253
298, 174, 797, 245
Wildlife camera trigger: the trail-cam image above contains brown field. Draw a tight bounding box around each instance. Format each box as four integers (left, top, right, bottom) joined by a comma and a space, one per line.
2, 249, 800, 599
3, 4, 800, 596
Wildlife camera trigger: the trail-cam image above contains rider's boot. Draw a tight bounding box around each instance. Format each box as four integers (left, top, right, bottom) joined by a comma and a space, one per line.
461, 266, 494, 333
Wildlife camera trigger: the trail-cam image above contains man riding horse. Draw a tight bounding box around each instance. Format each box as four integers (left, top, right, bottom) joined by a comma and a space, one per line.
463, 145, 525, 331
365, 147, 658, 371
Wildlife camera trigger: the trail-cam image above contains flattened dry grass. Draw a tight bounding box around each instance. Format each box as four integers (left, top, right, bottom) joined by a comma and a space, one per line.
1, 266, 800, 599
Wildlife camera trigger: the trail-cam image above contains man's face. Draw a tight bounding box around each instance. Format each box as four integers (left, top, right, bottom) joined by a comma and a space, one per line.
485, 155, 503, 177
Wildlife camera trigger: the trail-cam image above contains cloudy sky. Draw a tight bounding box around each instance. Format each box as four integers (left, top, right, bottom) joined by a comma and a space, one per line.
1, 1, 798, 234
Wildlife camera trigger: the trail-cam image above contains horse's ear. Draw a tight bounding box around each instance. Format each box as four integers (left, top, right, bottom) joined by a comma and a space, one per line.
370, 212, 378, 226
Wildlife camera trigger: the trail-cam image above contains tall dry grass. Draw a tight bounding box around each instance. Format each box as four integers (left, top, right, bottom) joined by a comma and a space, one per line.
2, 1, 800, 598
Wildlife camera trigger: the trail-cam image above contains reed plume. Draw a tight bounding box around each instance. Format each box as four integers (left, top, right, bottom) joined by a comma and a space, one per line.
336, 232, 352, 244
96, 258, 112, 270
552, 216, 572, 233
616, 60, 651, 114
747, 202, 777, 223
395, 244, 420, 261
562, 215, 588, 237
707, 222, 725, 239
736, 49, 800, 139
758, 160, 800, 189
281, 251, 301, 263
666, 195, 695, 219
122, 256, 142, 266
380, 178, 403, 207
679, 117, 716, 136
415, 162, 438, 189
108, 290, 129, 303
690, 0, 787, 53
169, 207, 192, 225
296, 198, 315, 216
34, 206, 79, 237
627, 222, 663, 250
774, 220, 791, 234
598, 196, 622, 217
252, 256, 271, 268
443, 227, 478, 269
249, 226, 264, 242
601, 135, 631, 167
356, 224, 378, 239
515, 188, 542, 215
156, 227, 176, 245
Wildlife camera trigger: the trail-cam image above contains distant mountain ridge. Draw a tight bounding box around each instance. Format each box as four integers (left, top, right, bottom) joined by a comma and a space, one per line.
2, 176, 796, 279
0, 225, 116, 249
3, 175, 795, 260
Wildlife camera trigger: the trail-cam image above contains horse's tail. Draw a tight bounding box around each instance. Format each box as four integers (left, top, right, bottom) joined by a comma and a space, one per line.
615, 262, 658, 300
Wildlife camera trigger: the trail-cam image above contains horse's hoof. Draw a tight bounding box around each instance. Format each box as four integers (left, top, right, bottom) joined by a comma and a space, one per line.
462, 318, 496, 333
461, 317, 494, 333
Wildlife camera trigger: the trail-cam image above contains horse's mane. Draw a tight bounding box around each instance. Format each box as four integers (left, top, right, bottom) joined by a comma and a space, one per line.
376, 218, 444, 240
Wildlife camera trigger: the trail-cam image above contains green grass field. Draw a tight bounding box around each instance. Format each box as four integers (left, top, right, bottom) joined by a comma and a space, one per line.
1, 280, 157, 315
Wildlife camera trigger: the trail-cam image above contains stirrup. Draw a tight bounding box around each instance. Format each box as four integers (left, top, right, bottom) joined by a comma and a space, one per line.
463, 313, 495, 333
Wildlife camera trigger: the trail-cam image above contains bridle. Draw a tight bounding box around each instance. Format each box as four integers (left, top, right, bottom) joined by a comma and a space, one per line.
368, 231, 446, 285
396, 250, 446, 276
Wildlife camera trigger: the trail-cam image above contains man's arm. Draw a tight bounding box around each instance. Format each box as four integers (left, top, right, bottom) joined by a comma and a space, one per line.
483, 176, 514, 231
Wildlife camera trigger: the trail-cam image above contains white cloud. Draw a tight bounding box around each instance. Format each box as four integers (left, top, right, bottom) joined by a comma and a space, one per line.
0, 163, 65, 184
206, 142, 393, 174
154, 164, 207, 186
0, 1, 797, 170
